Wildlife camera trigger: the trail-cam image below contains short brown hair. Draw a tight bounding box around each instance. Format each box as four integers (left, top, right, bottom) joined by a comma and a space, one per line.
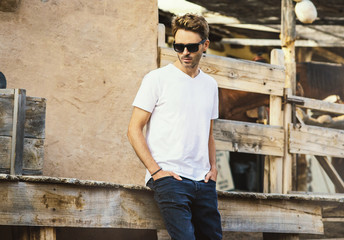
172, 13, 209, 40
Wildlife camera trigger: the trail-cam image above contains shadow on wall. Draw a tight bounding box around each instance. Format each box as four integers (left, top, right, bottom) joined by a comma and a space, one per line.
0, 72, 6, 89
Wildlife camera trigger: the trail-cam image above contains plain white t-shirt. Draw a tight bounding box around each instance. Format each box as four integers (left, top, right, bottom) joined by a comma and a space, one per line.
133, 64, 219, 183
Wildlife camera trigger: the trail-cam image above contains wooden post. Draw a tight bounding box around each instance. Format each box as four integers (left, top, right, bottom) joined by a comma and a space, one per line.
10, 89, 26, 175
281, 0, 296, 194
265, 49, 284, 193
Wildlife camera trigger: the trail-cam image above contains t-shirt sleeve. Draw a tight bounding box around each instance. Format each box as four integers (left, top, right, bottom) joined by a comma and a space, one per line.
132, 72, 159, 113
211, 83, 219, 119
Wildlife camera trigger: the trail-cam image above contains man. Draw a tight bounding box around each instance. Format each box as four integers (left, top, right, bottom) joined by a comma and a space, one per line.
127, 13, 222, 240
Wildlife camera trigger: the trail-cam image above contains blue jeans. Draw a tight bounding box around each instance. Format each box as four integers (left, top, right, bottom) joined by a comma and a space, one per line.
147, 176, 222, 240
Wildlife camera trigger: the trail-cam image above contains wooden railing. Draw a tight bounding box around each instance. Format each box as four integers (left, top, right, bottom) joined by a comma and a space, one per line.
159, 46, 344, 194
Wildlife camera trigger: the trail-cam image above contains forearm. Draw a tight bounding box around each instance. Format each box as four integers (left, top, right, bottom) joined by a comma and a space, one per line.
127, 127, 160, 174
208, 134, 217, 170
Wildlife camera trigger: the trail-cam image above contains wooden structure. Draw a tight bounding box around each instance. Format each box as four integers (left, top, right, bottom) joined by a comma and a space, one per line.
2, 39, 342, 240
0, 89, 46, 175
159, 45, 344, 193
1, 174, 344, 240
0, 43, 342, 239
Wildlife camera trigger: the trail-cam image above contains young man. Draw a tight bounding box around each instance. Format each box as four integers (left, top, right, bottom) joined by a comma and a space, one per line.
128, 14, 222, 239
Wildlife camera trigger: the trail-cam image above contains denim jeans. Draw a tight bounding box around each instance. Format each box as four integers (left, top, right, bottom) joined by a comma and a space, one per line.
147, 176, 222, 240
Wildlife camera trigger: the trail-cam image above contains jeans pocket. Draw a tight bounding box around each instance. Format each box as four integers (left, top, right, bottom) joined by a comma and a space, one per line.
153, 176, 174, 184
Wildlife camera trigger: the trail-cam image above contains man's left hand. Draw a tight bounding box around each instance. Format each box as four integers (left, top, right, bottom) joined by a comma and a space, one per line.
204, 167, 217, 183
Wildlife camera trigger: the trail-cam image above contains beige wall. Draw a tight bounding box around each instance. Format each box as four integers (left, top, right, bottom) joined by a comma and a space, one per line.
0, 0, 158, 184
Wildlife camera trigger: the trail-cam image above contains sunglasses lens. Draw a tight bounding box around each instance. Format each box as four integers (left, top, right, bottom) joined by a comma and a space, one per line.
173, 40, 204, 53
186, 44, 199, 52
173, 44, 185, 53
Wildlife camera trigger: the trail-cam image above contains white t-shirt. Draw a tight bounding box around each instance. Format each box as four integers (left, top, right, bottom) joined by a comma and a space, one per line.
133, 64, 219, 183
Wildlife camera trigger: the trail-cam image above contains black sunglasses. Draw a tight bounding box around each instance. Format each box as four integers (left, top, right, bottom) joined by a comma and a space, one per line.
173, 39, 206, 53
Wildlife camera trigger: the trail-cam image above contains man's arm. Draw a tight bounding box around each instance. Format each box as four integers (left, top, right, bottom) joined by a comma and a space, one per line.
205, 120, 218, 182
127, 107, 182, 181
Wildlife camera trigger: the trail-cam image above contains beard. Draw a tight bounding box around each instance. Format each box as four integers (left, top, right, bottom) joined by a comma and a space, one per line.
177, 51, 203, 69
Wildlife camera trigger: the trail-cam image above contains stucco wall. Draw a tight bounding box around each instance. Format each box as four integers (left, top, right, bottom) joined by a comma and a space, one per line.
0, 0, 158, 184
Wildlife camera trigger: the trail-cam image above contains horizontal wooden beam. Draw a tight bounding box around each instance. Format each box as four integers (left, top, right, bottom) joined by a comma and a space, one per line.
289, 124, 344, 158
0, 176, 327, 234
214, 119, 284, 156
219, 197, 322, 234
221, 38, 344, 48
159, 47, 285, 96
289, 95, 344, 115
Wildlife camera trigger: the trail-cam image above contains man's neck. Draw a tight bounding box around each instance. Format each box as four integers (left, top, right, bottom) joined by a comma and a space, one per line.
174, 61, 200, 78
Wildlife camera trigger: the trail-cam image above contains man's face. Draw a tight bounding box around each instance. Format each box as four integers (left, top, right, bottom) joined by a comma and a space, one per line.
174, 29, 209, 69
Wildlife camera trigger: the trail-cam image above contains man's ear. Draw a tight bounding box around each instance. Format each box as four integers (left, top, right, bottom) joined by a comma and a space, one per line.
203, 39, 210, 52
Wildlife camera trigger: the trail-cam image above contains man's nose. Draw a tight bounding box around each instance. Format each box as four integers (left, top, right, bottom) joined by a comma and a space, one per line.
183, 47, 190, 54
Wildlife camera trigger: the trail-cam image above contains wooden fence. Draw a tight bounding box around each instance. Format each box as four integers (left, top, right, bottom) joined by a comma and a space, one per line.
0, 89, 46, 175
159, 46, 344, 194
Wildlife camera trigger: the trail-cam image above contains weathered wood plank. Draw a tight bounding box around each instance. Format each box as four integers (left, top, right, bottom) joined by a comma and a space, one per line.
214, 119, 284, 156
323, 203, 344, 218
25, 97, 46, 139
0, 137, 44, 174
0, 180, 325, 234
160, 47, 285, 96
289, 124, 344, 158
0, 94, 13, 136
0, 181, 164, 229
266, 49, 284, 194
10, 89, 26, 175
0, 92, 46, 139
281, 0, 296, 195
289, 95, 344, 115
219, 197, 322, 234
315, 156, 344, 193
0, 137, 11, 167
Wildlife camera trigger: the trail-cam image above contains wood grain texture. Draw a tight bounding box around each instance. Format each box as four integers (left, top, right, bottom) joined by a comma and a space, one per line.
214, 119, 284, 156
0, 137, 44, 174
219, 197, 322, 234
11, 89, 26, 175
0, 180, 325, 234
24, 97, 46, 139
0, 90, 46, 175
0, 93, 46, 139
289, 124, 344, 158
266, 49, 284, 194
290, 95, 344, 115
160, 47, 285, 96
